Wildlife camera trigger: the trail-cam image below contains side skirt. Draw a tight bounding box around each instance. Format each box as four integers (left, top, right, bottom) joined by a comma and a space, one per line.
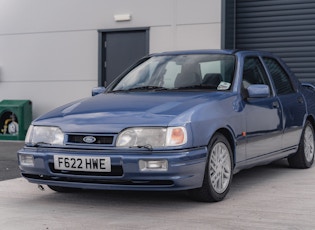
233, 145, 298, 174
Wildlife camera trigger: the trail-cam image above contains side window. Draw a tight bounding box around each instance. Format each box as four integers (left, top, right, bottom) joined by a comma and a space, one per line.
263, 57, 294, 95
242, 57, 271, 90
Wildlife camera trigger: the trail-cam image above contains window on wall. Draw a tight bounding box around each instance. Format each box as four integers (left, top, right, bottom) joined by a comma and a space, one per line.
263, 57, 295, 95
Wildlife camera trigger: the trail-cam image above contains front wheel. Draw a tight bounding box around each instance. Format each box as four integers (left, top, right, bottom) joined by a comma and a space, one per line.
189, 133, 233, 202
288, 120, 315, 168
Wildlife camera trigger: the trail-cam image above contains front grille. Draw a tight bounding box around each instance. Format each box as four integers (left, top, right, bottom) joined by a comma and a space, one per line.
67, 134, 114, 145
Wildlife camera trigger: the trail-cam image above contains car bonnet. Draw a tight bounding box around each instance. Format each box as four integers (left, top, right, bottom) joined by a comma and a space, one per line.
33, 91, 228, 133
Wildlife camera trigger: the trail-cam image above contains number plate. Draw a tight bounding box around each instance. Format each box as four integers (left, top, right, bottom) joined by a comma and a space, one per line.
53, 155, 111, 172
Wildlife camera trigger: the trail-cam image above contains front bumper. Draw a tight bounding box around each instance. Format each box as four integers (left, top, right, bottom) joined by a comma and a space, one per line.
17, 146, 208, 191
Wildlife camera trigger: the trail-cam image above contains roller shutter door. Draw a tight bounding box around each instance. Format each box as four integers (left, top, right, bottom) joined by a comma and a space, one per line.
235, 0, 315, 81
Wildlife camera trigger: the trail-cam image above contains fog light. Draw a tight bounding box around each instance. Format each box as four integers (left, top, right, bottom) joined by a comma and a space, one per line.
19, 154, 34, 167
139, 160, 168, 171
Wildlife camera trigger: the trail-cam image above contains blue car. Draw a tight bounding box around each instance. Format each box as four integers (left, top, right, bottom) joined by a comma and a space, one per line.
18, 50, 315, 202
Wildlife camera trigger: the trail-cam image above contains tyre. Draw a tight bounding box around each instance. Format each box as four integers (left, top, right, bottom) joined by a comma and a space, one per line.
48, 185, 81, 193
189, 133, 233, 202
288, 120, 315, 169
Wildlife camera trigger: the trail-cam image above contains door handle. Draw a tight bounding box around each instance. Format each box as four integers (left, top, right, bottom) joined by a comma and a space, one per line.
297, 97, 304, 104
272, 101, 280, 108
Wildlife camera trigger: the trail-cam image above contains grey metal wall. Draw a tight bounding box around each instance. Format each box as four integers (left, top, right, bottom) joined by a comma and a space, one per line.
234, 0, 315, 81
0, 0, 222, 118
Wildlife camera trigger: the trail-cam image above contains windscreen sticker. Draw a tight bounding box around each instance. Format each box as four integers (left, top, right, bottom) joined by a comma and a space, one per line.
217, 82, 231, 90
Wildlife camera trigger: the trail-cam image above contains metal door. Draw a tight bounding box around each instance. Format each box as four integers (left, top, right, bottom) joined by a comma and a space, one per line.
98, 29, 149, 86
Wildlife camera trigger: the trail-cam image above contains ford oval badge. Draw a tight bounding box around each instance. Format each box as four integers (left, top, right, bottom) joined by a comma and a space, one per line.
83, 136, 97, 144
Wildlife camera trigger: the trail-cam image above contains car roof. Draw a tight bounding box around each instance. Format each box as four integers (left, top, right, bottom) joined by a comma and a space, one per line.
153, 49, 236, 56
151, 49, 274, 57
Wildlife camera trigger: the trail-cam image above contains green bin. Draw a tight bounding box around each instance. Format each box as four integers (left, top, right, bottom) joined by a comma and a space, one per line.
0, 100, 32, 141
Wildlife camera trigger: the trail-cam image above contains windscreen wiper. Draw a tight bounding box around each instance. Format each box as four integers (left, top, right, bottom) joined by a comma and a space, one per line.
112, 86, 169, 92
31, 142, 52, 147
175, 84, 218, 90
128, 86, 170, 91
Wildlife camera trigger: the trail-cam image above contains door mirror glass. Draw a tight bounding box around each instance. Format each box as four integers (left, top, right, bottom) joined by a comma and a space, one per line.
247, 84, 270, 98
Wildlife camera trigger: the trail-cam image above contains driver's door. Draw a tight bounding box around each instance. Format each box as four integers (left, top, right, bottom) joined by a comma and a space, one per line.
242, 56, 283, 160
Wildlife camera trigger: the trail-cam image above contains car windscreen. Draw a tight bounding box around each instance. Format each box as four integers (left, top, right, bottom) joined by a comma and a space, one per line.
111, 54, 235, 92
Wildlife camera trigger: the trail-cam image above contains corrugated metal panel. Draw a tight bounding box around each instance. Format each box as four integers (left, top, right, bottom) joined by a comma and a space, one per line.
235, 0, 315, 81
222, 0, 235, 49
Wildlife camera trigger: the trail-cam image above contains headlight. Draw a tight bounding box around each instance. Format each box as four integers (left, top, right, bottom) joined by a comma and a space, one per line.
25, 125, 64, 146
116, 127, 187, 148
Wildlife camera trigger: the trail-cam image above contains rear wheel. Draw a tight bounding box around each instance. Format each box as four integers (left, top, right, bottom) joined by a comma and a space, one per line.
189, 133, 233, 202
288, 120, 315, 168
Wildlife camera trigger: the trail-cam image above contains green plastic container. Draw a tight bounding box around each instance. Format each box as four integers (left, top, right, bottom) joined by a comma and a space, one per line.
0, 100, 32, 141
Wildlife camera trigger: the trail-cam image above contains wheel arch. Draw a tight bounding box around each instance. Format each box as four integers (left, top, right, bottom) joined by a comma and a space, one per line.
213, 128, 236, 167
306, 115, 315, 129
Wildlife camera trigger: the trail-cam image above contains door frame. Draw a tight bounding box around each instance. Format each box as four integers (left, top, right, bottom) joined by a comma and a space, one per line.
97, 27, 150, 86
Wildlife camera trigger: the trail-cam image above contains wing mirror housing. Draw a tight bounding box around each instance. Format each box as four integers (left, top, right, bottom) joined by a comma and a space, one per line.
247, 84, 270, 98
92, 87, 106, 96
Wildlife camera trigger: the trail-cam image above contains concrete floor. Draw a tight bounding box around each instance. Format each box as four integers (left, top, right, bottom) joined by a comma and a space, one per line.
0, 141, 24, 181
1, 141, 315, 229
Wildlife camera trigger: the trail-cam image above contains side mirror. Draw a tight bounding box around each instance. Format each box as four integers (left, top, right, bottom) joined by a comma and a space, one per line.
92, 87, 106, 96
247, 84, 270, 98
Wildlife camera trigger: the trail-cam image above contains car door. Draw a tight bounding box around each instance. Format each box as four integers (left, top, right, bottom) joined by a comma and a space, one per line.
263, 57, 306, 149
242, 56, 283, 160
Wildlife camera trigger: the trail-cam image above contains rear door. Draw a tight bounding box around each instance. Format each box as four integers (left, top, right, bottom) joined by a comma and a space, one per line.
263, 57, 306, 149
